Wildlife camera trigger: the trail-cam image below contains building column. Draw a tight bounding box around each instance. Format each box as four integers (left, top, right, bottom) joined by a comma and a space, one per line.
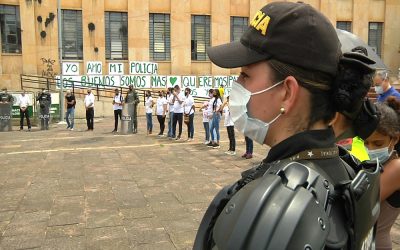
211, 0, 230, 75
19, 0, 38, 75
320, 0, 337, 25
383, 0, 400, 74
170, 0, 191, 75
128, 0, 150, 62
352, 0, 369, 42
82, 0, 105, 73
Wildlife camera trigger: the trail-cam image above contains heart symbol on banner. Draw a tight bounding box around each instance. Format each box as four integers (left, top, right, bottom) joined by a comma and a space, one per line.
170, 77, 177, 86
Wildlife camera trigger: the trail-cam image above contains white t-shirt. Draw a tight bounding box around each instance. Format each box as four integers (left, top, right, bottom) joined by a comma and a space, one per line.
202, 103, 209, 123
207, 97, 214, 118
113, 94, 123, 110
173, 92, 185, 113
84, 93, 95, 108
156, 97, 168, 115
145, 96, 153, 114
184, 95, 195, 115
18, 95, 30, 108
223, 106, 234, 126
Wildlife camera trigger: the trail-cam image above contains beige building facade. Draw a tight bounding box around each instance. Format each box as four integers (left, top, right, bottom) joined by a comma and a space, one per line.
0, 0, 399, 90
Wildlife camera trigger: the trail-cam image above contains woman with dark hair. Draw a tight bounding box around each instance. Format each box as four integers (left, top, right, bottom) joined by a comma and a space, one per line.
194, 2, 380, 249
184, 88, 195, 141
364, 97, 400, 250
207, 89, 222, 149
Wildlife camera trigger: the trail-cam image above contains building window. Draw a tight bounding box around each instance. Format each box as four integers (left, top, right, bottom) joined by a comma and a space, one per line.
0, 5, 21, 53
149, 14, 170, 61
368, 22, 383, 57
105, 12, 128, 60
336, 21, 352, 33
62, 10, 83, 60
191, 15, 211, 61
231, 17, 248, 42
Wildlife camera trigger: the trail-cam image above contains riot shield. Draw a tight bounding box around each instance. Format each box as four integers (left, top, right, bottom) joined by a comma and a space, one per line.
0, 102, 12, 131
121, 103, 133, 134
39, 101, 50, 130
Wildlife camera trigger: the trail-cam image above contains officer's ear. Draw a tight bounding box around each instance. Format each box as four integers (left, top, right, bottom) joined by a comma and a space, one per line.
280, 76, 300, 115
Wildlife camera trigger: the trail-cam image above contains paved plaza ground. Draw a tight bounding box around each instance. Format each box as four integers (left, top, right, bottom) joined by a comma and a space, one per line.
0, 115, 400, 249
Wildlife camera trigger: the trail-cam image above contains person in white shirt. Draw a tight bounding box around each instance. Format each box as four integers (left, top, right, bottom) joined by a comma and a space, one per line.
18, 90, 31, 131
145, 90, 154, 134
156, 91, 168, 136
84, 88, 95, 131
172, 85, 185, 140
200, 101, 210, 144
112, 88, 124, 133
167, 87, 175, 138
184, 88, 195, 141
221, 96, 235, 155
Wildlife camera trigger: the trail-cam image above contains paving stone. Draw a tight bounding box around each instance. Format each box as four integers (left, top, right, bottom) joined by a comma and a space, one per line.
45, 224, 85, 238
41, 236, 85, 250
86, 226, 130, 250
0, 233, 45, 249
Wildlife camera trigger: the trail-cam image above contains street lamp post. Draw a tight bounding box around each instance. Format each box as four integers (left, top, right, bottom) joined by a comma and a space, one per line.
57, 0, 65, 124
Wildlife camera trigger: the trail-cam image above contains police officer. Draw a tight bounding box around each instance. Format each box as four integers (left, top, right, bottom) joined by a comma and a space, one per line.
0, 87, 14, 131
125, 85, 140, 133
194, 2, 379, 249
37, 88, 51, 130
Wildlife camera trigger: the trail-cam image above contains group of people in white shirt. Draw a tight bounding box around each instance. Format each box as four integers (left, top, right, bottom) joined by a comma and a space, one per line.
145, 85, 195, 140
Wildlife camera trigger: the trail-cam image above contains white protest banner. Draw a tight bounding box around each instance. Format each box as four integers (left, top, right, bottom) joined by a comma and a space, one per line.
193, 88, 210, 98
62, 62, 79, 76
228, 75, 238, 87
214, 76, 228, 88
181, 76, 197, 89
86, 61, 102, 75
167, 76, 181, 88
55, 75, 80, 89
120, 75, 151, 88
56, 75, 121, 89
198, 76, 213, 88
108, 63, 124, 75
129, 61, 158, 75
151, 75, 168, 88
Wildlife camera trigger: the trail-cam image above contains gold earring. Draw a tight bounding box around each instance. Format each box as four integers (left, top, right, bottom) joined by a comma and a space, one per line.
280, 107, 285, 114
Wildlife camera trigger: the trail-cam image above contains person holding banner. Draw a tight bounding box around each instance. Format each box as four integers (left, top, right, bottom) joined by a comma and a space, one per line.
18, 90, 31, 131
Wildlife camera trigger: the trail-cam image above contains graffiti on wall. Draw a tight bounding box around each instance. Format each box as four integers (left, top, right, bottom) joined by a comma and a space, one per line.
41, 58, 56, 77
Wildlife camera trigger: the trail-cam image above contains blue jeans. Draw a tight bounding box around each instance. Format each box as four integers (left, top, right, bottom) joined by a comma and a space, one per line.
245, 136, 253, 154
187, 113, 194, 138
203, 122, 210, 141
146, 113, 153, 132
66, 107, 75, 128
168, 112, 174, 137
210, 113, 221, 141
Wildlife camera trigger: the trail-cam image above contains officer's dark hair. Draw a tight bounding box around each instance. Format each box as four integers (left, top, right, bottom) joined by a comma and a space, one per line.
269, 56, 374, 129
375, 97, 400, 138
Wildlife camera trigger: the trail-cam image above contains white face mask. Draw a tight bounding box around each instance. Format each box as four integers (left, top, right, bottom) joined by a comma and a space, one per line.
374, 85, 384, 94
230, 80, 283, 145
368, 147, 390, 163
